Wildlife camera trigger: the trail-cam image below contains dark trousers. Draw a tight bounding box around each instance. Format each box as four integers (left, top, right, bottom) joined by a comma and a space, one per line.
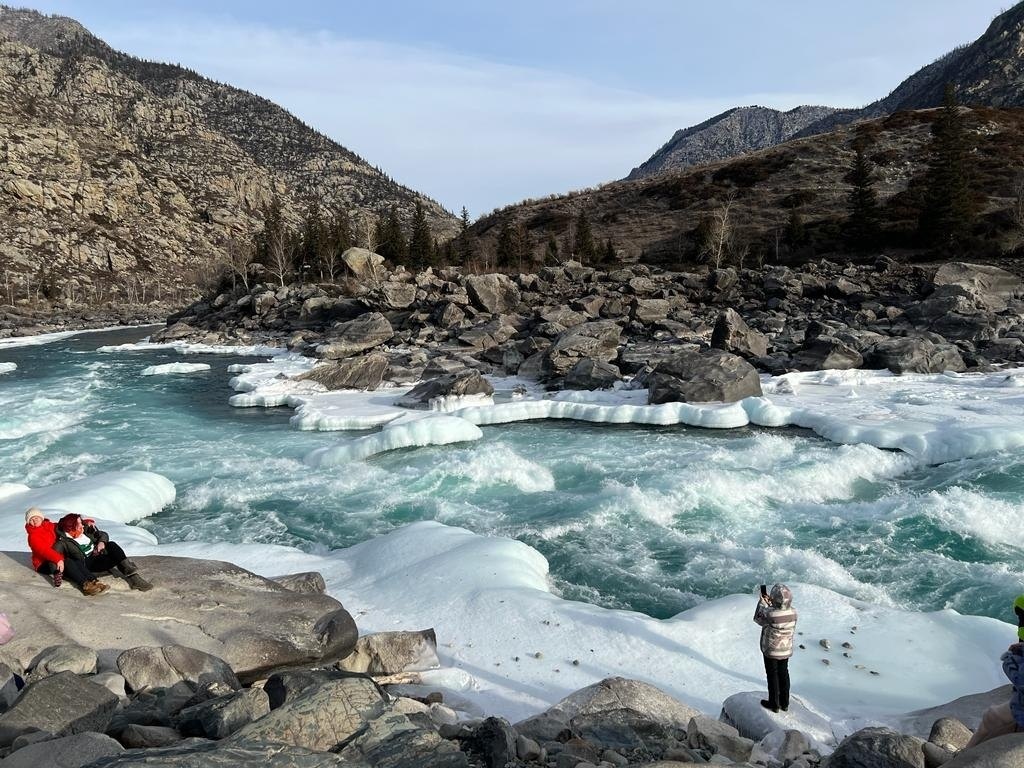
37, 558, 94, 588
764, 656, 790, 709
85, 541, 128, 573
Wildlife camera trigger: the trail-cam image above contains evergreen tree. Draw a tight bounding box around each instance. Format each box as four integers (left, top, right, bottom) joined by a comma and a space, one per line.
785, 207, 806, 247
409, 201, 433, 268
299, 199, 324, 281
602, 238, 616, 265
496, 221, 532, 271
845, 146, 879, 249
544, 235, 559, 264
456, 206, 475, 264
375, 206, 408, 263
573, 209, 596, 262
919, 83, 975, 248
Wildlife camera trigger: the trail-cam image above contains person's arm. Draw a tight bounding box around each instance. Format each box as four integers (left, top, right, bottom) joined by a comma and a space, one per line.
83, 520, 109, 544
753, 599, 770, 626
1003, 645, 1023, 683
28, 530, 65, 569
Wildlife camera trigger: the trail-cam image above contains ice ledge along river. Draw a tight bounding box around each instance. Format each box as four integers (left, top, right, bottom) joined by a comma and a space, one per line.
0, 328, 1022, 725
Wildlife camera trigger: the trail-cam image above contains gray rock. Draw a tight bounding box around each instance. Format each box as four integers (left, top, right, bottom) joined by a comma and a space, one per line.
298, 297, 364, 325
865, 337, 966, 374
0, 671, 119, 747
896, 686, 1010, 737
828, 727, 925, 768
0, 731, 123, 768
470, 717, 518, 768
631, 299, 671, 323
263, 669, 370, 710
436, 303, 467, 329
85, 739, 355, 767
341, 247, 386, 283
177, 687, 270, 739
711, 308, 769, 358
543, 321, 622, 380
91, 673, 128, 701
0, 662, 20, 713
337, 629, 440, 676
687, 715, 755, 762
931, 263, 1022, 310
116, 646, 239, 695
269, 572, 327, 595
564, 358, 622, 390
297, 353, 388, 391
316, 313, 394, 359
923, 741, 955, 768
340, 707, 469, 768
26, 645, 98, 682
397, 370, 494, 408
369, 282, 417, 310
929, 718, 974, 753
118, 724, 184, 748
517, 734, 542, 761
790, 336, 863, 371
648, 348, 762, 403
230, 676, 386, 752
466, 274, 522, 314
946, 733, 1024, 768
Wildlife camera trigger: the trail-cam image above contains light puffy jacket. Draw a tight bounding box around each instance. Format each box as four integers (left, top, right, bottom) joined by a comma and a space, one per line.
754, 583, 798, 659
1002, 644, 1024, 729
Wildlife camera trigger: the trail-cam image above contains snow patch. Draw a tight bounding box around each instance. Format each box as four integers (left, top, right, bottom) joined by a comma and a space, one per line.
140, 362, 211, 376
305, 415, 483, 465
0, 363, 16, 375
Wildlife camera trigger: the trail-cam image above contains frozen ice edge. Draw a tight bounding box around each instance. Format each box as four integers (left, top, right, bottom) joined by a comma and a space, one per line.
219, 348, 1024, 466
0, 472, 1014, 734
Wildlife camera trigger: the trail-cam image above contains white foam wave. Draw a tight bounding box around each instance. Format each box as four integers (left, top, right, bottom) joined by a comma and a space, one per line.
0, 363, 16, 374
305, 415, 484, 466
439, 444, 556, 493
920, 487, 1024, 548
141, 362, 211, 376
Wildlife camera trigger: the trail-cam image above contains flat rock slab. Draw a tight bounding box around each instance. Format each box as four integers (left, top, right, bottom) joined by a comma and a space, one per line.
0, 553, 356, 683
0, 670, 118, 746
0, 731, 124, 768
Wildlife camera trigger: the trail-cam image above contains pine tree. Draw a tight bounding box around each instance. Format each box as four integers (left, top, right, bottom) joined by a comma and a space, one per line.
602, 238, 616, 265
919, 83, 975, 249
456, 206, 475, 264
496, 221, 532, 271
375, 206, 408, 263
409, 201, 432, 268
300, 199, 324, 281
845, 146, 879, 249
573, 209, 596, 263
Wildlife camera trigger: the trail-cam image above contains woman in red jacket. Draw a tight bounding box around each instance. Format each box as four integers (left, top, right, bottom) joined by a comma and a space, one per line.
25, 507, 108, 596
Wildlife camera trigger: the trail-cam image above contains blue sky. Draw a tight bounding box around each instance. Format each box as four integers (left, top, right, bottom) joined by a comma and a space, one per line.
23, 1, 1013, 215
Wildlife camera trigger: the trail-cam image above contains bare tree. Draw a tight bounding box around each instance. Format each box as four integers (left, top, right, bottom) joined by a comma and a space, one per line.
699, 193, 737, 268
264, 226, 294, 288
225, 237, 255, 291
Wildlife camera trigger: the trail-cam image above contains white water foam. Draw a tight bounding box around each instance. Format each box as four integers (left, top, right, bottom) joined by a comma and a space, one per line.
0, 363, 16, 374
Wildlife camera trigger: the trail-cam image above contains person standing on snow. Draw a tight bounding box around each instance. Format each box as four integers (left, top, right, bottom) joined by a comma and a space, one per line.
964, 595, 1024, 749
754, 583, 798, 713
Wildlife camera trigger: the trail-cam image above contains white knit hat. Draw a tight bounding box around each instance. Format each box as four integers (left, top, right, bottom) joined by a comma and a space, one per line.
24, 507, 44, 523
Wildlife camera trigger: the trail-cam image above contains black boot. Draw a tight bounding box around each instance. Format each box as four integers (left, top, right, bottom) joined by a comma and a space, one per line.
118, 559, 153, 591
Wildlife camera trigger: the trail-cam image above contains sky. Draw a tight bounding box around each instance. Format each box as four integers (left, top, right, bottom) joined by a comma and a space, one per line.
17, 1, 1015, 216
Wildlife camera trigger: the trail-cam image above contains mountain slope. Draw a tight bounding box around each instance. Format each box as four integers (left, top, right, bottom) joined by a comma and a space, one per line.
627, 105, 837, 180
0, 6, 457, 302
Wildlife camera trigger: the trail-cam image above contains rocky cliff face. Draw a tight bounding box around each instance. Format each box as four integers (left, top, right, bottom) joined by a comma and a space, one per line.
626, 105, 837, 180
0, 7, 457, 304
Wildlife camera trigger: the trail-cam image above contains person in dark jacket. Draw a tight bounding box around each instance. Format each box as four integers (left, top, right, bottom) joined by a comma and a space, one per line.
24, 507, 107, 596
56, 513, 153, 591
754, 583, 798, 713
964, 595, 1024, 749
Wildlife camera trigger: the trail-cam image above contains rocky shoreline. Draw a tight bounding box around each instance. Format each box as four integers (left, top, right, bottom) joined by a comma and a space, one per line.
147, 251, 1024, 408
1, 553, 1019, 768
0, 304, 173, 342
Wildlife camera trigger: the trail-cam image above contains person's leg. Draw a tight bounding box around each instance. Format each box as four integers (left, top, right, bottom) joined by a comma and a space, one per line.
965, 703, 1016, 749
88, 540, 127, 573
778, 658, 790, 711
763, 656, 780, 710
36, 562, 60, 586
61, 558, 95, 589
105, 542, 153, 591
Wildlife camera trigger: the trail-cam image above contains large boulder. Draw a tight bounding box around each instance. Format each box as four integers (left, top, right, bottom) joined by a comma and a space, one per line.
177, 687, 271, 739
316, 313, 393, 359
297, 353, 389, 391
366, 281, 417, 310
648, 349, 762, 404
865, 337, 966, 374
230, 676, 386, 752
721, 691, 833, 746
465, 274, 521, 314
829, 727, 925, 768
790, 336, 863, 371
340, 706, 469, 767
931, 262, 1022, 310
542, 321, 622, 380
516, 677, 698, 748
341, 247, 386, 283
397, 370, 494, 409
0, 554, 357, 684
946, 733, 1024, 768
711, 308, 769, 359
564, 358, 621, 390
337, 629, 440, 676
299, 297, 365, 326
687, 715, 755, 762
0, 671, 119, 746
117, 645, 239, 695
0, 731, 123, 768
26, 645, 98, 682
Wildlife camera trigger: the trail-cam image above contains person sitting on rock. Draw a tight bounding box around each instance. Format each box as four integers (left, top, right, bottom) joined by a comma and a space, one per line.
964, 595, 1024, 749
56, 513, 153, 592
24, 507, 108, 596
754, 583, 798, 713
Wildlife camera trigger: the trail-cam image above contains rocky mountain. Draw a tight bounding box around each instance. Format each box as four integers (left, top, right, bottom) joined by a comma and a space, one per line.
626, 105, 837, 180
472, 106, 1024, 268
633, 3, 1024, 178
0, 6, 458, 305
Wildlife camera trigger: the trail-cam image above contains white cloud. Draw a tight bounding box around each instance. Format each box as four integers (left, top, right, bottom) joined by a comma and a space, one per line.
94, 19, 846, 216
